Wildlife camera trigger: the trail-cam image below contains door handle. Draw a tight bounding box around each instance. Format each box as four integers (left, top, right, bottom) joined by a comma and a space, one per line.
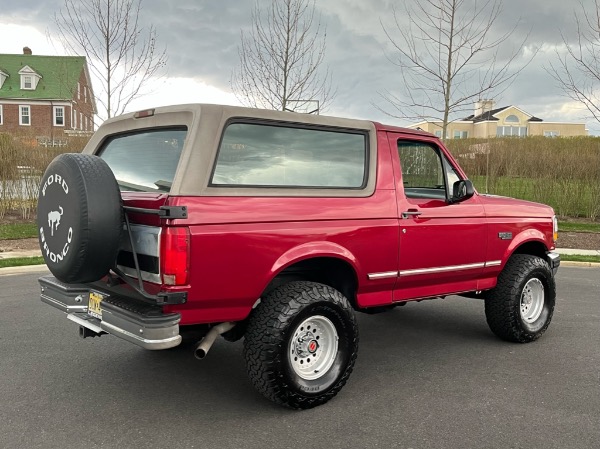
401, 209, 422, 219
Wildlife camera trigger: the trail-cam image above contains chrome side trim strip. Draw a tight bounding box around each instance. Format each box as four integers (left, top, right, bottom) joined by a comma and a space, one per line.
370, 260, 503, 280
400, 262, 485, 277
368, 271, 399, 280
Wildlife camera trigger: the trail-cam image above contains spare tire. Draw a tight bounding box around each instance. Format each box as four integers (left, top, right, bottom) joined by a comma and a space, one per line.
37, 153, 123, 283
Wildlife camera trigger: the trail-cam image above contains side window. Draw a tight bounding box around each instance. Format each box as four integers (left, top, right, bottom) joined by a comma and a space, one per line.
397, 140, 461, 200
211, 122, 367, 188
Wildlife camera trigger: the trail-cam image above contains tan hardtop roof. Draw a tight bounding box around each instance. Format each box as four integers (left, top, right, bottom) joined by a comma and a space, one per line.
104, 103, 375, 130
100, 103, 433, 137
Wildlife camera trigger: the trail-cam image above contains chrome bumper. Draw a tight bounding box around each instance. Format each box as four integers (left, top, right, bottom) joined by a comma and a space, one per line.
546, 251, 561, 276
39, 275, 182, 350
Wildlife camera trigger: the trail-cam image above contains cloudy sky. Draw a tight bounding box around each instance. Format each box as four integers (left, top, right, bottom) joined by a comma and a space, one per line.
1, 0, 598, 133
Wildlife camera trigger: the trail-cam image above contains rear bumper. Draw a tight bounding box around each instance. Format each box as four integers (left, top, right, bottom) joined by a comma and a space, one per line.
39, 275, 182, 350
546, 251, 560, 276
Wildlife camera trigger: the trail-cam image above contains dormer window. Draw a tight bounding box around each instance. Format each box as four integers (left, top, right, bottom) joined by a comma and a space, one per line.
18, 65, 42, 91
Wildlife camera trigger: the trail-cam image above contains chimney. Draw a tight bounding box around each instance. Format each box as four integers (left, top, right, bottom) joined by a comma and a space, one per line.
474, 99, 494, 116
23, 47, 32, 55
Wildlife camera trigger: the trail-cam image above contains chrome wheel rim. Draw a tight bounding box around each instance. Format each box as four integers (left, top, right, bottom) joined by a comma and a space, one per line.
289, 315, 338, 380
520, 278, 545, 323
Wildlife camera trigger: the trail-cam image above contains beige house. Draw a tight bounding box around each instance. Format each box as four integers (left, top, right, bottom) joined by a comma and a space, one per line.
408, 100, 587, 138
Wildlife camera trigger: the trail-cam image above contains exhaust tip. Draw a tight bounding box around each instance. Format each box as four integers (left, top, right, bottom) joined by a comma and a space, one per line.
194, 348, 207, 360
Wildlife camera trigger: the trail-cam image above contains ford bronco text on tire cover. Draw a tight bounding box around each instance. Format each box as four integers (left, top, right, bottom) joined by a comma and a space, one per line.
37, 104, 560, 409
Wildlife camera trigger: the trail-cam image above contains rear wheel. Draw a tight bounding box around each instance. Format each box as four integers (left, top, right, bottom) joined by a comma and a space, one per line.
243, 281, 358, 409
485, 254, 556, 342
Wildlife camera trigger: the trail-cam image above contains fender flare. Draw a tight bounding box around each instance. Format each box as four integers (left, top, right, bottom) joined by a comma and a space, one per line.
269, 241, 361, 280
501, 228, 550, 268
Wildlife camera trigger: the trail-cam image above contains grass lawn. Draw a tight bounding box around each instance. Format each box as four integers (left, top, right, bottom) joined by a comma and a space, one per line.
560, 254, 600, 264
558, 221, 600, 233
0, 256, 45, 268
0, 222, 38, 239
470, 175, 600, 219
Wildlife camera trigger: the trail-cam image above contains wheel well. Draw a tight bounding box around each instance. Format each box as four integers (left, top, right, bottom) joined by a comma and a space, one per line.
511, 241, 548, 259
263, 257, 359, 308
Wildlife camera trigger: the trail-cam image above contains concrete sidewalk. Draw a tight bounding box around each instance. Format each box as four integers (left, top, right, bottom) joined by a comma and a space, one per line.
0, 249, 43, 260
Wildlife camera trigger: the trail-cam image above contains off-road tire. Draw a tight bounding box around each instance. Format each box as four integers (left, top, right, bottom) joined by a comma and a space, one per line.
485, 254, 556, 343
243, 281, 358, 409
37, 153, 123, 283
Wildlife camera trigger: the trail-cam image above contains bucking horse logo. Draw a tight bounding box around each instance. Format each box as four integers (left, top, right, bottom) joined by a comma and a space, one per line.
48, 206, 64, 237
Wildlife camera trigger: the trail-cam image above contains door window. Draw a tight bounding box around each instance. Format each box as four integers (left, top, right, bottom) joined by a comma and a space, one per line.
397, 141, 461, 201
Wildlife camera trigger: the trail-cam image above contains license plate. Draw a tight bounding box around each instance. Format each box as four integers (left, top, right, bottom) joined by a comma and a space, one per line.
88, 292, 104, 319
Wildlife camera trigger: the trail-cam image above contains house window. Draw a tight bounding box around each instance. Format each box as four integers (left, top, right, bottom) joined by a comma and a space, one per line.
20, 105, 30, 126
84, 87, 87, 103
22, 76, 33, 90
73, 108, 77, 129
80, 112, 83, 130
78, 83, 81, 100
544, 130, 560, 137
497, 126, 527, 137
453, 130, 468, 139
54, 106, 65, 126
505, 114, 520, 123
0, 105, 3, 125
434, 130, 442, 138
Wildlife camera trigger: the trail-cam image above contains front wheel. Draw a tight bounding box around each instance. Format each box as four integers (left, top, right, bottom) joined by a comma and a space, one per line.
485, 254, 556, 343
243, 281, 358, 409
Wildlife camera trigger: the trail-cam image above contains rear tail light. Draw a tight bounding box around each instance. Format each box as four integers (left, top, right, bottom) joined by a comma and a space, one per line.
160, 227, 190, 286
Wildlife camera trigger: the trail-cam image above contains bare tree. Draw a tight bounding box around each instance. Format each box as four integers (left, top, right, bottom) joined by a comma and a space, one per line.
53, 0, 167, 119
379, 0, 534, 139
547, 0, 600, 123
231, 0, 333, 112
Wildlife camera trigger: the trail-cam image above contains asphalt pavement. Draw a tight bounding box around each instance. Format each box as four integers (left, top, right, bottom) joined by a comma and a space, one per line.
0, 266, 598, 449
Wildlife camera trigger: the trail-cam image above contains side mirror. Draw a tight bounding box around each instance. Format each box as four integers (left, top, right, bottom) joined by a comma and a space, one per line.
450, 179, 474, 203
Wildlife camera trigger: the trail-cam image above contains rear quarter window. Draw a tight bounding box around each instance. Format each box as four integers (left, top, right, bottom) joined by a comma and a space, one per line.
97, 128, 187, 192
211, 122, 367, 188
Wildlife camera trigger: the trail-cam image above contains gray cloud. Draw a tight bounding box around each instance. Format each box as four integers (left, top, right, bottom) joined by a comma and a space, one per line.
2, 0, 599, 133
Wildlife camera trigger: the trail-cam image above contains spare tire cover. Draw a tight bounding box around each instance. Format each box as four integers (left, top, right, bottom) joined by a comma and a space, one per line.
37, 153, 123, 283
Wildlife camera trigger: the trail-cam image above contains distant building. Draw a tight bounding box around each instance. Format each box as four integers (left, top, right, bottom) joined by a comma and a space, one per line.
408, 100, 587, 138
0, 47, 96, 147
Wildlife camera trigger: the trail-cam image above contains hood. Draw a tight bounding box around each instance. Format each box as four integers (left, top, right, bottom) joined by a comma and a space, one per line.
478, 194, 555, 219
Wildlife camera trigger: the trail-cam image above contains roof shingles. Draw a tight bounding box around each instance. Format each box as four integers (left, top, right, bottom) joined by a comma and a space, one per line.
0, 54, 85, 101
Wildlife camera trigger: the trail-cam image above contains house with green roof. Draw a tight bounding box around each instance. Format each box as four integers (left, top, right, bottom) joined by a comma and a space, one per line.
0, 47, 96, 146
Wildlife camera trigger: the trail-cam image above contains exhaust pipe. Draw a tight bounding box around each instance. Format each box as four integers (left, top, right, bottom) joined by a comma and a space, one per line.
194, 322, 236, 359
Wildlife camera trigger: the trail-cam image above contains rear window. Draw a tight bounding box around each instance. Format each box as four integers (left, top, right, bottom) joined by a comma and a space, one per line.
211, 122, 367, 188
98, 128, 187, 192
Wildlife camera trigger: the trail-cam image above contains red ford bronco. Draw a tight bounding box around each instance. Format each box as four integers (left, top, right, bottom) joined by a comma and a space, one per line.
37, 104, 560, 409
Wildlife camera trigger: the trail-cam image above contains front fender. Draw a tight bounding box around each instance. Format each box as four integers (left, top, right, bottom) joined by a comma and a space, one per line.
502, 227, 550, 266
